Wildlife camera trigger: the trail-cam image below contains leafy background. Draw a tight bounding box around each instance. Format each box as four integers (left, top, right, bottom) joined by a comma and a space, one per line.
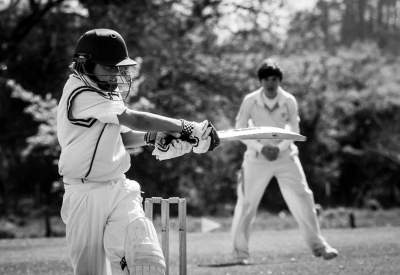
0, 0, 399, 236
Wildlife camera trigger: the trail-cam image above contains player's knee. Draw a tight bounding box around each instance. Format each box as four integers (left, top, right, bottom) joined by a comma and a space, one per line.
301, 186, 314, 198
124, 217, 166, 273
288, 181, 313, 197
242, 200, 256, 216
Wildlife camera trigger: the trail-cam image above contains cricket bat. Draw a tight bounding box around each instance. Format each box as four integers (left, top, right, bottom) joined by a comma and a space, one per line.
217, 126, 306, 142
148, 126, 306, 151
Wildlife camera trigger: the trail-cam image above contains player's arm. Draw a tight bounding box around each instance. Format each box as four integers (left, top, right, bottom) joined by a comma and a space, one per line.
287, 96, 300, 134
277, 96, 300, 151
121, 130, 147, 148
72, 92, 218, 151
72, 92, 185, 134
120, 130, 179, 149
118, 108, 219, 152
121, 129, 194, 161
118, 109, 182, 133
118, 108, 221, 154
235, 97, 264, 152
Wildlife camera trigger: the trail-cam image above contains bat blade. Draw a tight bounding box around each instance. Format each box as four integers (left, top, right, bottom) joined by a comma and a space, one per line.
217, 127, 306, 142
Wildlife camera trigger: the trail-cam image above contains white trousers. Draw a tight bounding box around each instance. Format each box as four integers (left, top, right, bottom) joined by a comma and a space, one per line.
231, 151, 327, 259
61, 177, 163, 275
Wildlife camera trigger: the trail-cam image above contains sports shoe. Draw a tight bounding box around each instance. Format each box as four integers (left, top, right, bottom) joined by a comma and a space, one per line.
232, 254, 251, 265
313, 245, 339, 260
236, 258, 251, 265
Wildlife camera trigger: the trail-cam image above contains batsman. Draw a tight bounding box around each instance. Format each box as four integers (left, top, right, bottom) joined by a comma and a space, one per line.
57, 29, 219, 275
231, 59, 338, 263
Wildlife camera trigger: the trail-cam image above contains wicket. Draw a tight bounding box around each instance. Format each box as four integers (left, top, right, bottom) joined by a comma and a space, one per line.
144, 197, 187, 275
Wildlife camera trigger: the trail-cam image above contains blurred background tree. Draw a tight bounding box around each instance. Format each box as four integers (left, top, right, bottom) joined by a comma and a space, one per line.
0, 0, 399, 231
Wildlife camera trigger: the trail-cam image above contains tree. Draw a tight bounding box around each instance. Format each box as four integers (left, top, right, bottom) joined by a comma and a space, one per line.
0, 0, 86, 216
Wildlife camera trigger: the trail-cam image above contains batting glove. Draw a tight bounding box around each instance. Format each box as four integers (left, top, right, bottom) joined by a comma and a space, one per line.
151, 132, 193, 160
180, 120, 220, 152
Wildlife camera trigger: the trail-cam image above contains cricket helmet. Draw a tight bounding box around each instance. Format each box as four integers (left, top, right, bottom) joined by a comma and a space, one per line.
71, 29, 140, 98
74, 28, 136, 67
257, 59, 283, 81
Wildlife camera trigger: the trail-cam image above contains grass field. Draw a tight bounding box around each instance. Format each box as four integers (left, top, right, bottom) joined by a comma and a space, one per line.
0, 226, 399, 275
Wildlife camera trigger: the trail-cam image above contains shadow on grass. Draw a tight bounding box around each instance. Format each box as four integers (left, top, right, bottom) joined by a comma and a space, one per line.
198, 260, 261, 268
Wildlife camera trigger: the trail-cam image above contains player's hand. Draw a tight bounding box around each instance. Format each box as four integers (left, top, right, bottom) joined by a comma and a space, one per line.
181, 120, 220, 153
261, 145, 280, 161
152, 132, 193, 160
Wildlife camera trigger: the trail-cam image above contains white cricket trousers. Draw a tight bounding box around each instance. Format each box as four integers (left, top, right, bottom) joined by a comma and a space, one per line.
61, 177, 164, 275
231, 151, 327, 259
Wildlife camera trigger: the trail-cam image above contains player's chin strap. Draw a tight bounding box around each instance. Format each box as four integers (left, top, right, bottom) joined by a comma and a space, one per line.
71, 62, 104, 93
71, 60, 136, 101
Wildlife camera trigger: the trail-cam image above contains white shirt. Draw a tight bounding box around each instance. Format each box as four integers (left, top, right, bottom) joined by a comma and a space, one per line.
235, 87, 300, 154
57, 74, 131, 182
261, 92, 279, 110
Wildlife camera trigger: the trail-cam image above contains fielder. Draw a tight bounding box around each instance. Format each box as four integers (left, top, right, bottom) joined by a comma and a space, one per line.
231, 59, 338, 263
57, 28, 219, 275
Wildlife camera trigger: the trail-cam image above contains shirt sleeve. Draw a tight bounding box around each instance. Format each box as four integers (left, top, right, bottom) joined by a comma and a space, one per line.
120, 125, 132, 133
278, 95, 300, 151
235, 96, 264, 153
286, 95, 300, 134
70, 90, 127, 125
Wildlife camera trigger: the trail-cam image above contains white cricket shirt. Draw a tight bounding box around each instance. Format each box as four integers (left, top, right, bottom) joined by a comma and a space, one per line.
235, 87, 300, 154
57, 74, 130, 183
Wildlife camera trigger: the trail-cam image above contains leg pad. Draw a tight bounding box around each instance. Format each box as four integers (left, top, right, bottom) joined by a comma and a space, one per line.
124, 217, 166, 273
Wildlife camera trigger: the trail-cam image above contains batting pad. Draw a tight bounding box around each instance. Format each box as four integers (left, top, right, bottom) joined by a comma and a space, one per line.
130, 266, 165, 275
124, 217, 166, 273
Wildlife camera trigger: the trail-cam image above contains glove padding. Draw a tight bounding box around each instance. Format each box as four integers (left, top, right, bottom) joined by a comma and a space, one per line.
152, 132, 193, 161
181, 120, 220, 153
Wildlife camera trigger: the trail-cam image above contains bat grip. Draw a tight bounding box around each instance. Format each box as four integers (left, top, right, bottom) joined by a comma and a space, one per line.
163, 134, 198, 146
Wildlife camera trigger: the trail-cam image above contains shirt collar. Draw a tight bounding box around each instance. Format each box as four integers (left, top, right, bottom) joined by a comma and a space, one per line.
71, 73, 102, 91
255, 87, 284, 107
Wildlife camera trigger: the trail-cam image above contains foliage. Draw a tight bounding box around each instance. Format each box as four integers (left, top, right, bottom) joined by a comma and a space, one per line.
276, 42, 400, 206
1, 0, 400, 219
9, 80, 59, 159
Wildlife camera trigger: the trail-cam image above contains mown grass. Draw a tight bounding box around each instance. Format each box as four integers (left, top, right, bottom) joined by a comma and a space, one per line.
2, 208, 400, 238
0, 226, 399, 275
